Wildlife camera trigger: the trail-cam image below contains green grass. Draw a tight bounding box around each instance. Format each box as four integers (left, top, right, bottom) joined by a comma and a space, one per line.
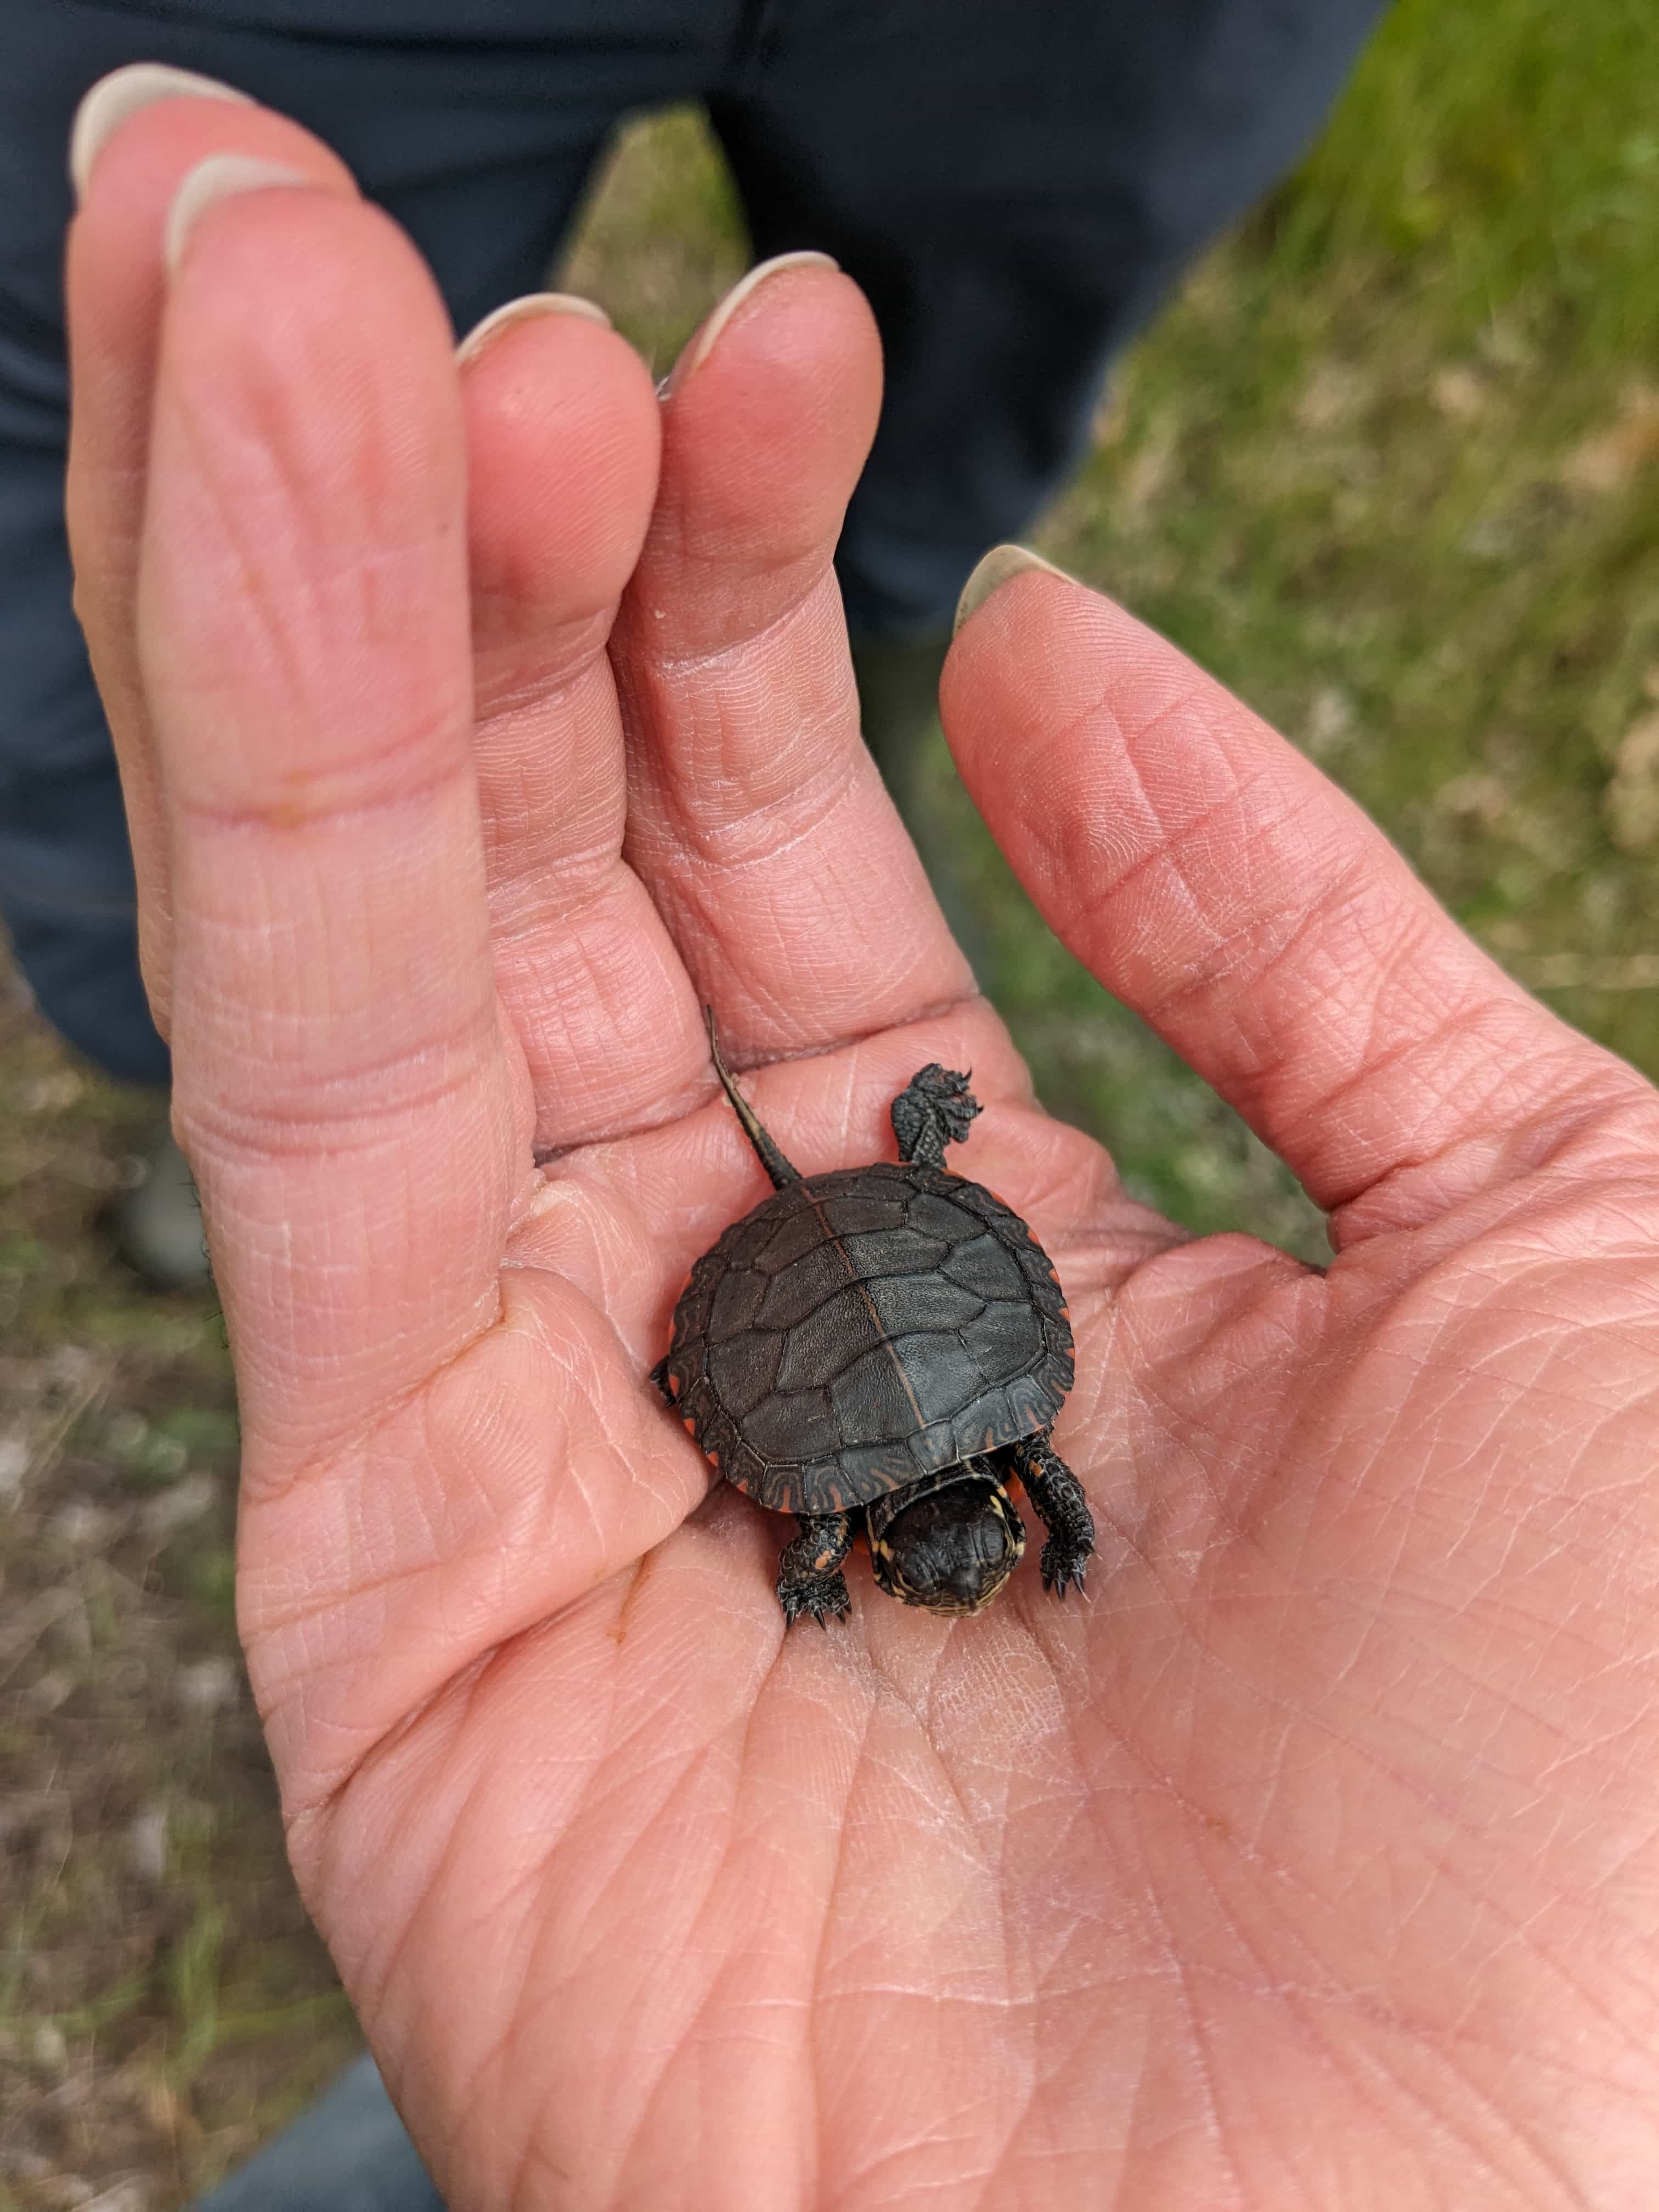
990, 0, 1659, 1248
7, 5, 1659, 2198
1278, 0, 1659, 357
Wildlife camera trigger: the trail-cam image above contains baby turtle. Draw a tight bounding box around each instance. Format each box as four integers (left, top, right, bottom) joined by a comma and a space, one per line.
653, 1015, 1094, 1624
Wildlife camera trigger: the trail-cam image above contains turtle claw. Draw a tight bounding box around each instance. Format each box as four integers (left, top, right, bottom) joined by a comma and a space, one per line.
780, 1572, 851, 1629
1041, 1539, 1093, 1599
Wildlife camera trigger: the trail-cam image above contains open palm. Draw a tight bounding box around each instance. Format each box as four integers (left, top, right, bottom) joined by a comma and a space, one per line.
69, 87, 1659, 2211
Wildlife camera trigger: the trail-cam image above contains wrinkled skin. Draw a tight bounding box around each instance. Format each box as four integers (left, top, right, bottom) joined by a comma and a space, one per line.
67, 84, 1659, 2212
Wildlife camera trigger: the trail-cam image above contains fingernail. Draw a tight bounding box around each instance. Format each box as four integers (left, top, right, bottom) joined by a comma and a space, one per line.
664, 250, 839, 397
456, 291, 613, 366
71, 62, 253, 203
952, 544, 1076, 638
163, 153, 316, 275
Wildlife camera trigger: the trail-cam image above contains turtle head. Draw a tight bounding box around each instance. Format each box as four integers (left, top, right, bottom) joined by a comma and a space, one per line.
868, 1469, 1025, 1616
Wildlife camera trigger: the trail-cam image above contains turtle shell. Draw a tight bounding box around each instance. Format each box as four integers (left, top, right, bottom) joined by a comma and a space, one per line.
663, 1158, 1074, 1515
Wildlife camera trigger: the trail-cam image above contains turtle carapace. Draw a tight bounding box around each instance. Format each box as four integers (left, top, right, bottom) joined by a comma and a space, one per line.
653, 1013, 1094, 1624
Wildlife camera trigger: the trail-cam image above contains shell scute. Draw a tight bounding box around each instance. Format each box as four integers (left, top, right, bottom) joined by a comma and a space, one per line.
757, 1243, 860, 1332
837, 1224, 951, 1278
707, 1328, 783, 1421
775, 1291, 878, 1392
828, 1341, 933, 1444
864, 1270, 985, 1336
754, 1199, 834, 1275
709, 1262, 769, 1341
742, 1383, 842, 1465
900, 1189, 979, 1243
961, 1297, 1044, 1386
940, 1226, 1028, 1300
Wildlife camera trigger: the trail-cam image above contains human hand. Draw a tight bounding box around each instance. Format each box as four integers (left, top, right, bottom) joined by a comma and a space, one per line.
69, 81, 1659, 2210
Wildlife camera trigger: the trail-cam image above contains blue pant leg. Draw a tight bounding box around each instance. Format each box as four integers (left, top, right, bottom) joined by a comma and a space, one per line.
0, 0, 716, 1082
192, 2055, 445, 2212
0, 416, 167, 1083
712, 0, 1389, 640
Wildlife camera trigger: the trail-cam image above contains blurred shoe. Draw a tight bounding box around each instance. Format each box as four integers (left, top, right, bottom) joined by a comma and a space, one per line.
114, 1114, 210, 1290
191, 2053, 445, 2212
850, 633, 987, 973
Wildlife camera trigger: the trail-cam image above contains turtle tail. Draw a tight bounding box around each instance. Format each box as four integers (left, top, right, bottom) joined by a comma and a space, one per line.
706, 1008, 801, 1190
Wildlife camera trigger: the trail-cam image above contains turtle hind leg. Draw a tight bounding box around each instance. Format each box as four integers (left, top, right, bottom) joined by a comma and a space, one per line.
1007, 1436, 1096, 1597
776, 1512, 855, 1628
891, 1064, 981, 1169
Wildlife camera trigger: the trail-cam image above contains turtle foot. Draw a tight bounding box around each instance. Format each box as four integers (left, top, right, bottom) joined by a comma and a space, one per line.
780, 1571, 851, 1628
891, 1064, 981, 1169
1008, 1436, 1095, 1600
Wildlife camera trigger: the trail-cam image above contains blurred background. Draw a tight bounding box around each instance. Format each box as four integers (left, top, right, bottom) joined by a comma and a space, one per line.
4, 0, 1658, 2199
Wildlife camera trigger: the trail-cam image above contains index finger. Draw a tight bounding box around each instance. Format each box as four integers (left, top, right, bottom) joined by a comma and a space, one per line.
945, 557, 1653, 1242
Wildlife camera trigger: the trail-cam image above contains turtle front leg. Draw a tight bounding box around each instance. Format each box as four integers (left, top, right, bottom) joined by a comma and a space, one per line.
891, 1064, 981, 1169
1007, 1436, 1096, 1596
776, 1512, 855, 1628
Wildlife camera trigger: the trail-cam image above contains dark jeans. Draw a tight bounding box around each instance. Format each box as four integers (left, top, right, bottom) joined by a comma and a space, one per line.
1, 0, 1384, 1090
